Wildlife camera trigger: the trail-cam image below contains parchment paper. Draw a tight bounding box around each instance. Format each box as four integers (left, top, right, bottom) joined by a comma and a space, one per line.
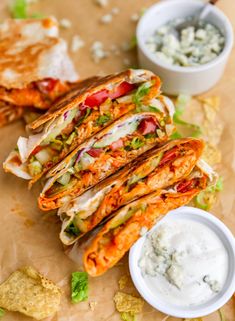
0, 0, 234, 320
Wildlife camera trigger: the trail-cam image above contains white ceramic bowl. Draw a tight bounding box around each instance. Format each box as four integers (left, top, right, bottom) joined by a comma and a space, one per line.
137, 0, 234, 95
129, 206, 235, 318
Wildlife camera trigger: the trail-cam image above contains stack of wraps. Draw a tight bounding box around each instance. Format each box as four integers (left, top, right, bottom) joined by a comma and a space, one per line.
3, 69, 217, 277
0, 17, 78, 126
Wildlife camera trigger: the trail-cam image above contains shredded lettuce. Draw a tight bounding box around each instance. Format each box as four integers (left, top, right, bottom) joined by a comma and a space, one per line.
71, 272, 88, 303
195, 176, 223, 210
96, 114, 111, 126
0, 308, 4, 318
121, 312, 136, 321
133, 82, 151, 107
65, 222, 81, 237
173, 94, 202, 138
129, 137, 144, 150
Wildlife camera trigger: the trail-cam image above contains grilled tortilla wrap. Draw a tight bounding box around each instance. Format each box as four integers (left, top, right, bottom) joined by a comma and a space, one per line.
0, 17, 78, 126
39, 110, 175, 210
3, 69, 164, 183
83, 159, 217, 277
59, 138, 204, 245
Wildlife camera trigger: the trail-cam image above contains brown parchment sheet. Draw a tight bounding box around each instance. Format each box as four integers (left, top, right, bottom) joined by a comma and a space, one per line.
0, 0, 234, 320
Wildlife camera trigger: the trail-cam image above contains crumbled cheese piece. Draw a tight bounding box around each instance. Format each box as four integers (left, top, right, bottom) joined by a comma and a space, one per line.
130, 13, 139, 22
90, 41, 109, 63
59, 18, 72, 29
100, 14, 113, 24
146, 20, 225, 67
95, 0, 108, 7
89, 301, 98, 311
111, 7, 120, 15
71, 35, 85, 53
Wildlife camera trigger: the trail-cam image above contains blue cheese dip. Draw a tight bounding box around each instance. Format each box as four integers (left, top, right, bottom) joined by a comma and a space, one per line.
138, 219, 228, 307
146, 19, 225, 67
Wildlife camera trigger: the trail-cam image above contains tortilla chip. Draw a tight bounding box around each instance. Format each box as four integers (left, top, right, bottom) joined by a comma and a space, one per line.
202, 143, 222, 166
118, 275, 129, 290
0, 266, 61, 320
113, 292, 144, 314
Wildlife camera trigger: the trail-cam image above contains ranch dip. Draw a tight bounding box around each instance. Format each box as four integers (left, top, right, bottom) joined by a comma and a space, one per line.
138, 218, 228, 307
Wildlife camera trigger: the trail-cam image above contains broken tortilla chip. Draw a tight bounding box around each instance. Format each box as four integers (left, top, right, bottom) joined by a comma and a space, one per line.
0, 266, 61, 320
113, 291, 144, 314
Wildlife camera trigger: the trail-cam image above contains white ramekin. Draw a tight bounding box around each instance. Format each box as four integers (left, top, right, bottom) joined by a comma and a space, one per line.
129, 206, 235, 318
137, 0, 234, 95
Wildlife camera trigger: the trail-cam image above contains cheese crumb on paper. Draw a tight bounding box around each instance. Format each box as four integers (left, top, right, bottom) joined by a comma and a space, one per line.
91, 41, 109, 63
71, 35, 85, 53
60, 18, 72, 29
89, 301, 98, 311
0, 266, 61, 320
95, 0, 108, 7
100, 14, 113, 24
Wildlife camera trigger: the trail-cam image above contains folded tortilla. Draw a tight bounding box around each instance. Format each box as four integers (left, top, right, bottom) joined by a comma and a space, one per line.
0, 17, 78, 126
83, 159, 217, 276
38, 109, 175, 211
59, 138, 204, 245
4, 69, 165, 184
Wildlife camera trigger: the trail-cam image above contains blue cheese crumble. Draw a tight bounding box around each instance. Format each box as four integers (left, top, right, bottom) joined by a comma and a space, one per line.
146, 19, 225, 67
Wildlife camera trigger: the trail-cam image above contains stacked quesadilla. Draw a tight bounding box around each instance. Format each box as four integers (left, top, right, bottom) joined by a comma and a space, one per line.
3, 69, 217, 277
0, 17, 78, 126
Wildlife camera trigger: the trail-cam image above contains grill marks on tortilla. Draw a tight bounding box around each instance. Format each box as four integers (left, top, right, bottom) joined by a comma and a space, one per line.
0, 18, 78, 89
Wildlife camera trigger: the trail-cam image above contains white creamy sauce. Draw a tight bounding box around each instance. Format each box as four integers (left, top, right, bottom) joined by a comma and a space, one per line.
138, 219, 228, 307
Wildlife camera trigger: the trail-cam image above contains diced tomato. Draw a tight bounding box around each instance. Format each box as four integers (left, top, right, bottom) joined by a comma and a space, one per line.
109, 82, 135, 99
159, 148, 179, 166
87, 148, 103, 157
84, 82, 135, 108
176, 179, 196, 193
138, 117, 157, 135
36, 78, 58, 94
31, 145, 43, 156
110, 138, 124, 151
85, 89, 109, 108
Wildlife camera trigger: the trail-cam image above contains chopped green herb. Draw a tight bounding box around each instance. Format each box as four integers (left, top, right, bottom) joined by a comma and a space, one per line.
121, 312, 136, 321
133, 82, 151, 107
10, 0, 27, 18
0, 308, 4, 318
65, 222, 81, 237
96, 114, 111, 126
129, 137, 144, 150
71, 272, 88, 303
129, 36, 137, 50
9, 0, 44, 19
